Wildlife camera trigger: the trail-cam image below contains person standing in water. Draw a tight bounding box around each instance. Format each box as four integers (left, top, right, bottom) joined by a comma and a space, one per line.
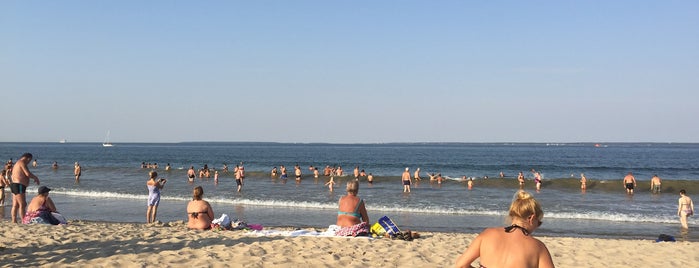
235, 163, 245, 192
402, 168, 412, 193
531, 169, 542, 191
580, 173, 587, 191
414, 168, 421, 181
650, 174, 662, 194
74, 162, 82, 183
678, 189, 694, 229
623, 172, 637, 194
325, 177, 336, 191
187, 166, 196, 183
517, 171, 525, 188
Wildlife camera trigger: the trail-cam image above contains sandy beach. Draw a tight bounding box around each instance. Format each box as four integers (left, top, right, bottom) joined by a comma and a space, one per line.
0, 220, 697, 267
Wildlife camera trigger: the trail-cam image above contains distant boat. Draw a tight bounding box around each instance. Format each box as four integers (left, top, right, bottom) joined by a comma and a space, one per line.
59, 139, 67, 144
102, 131, 114, 147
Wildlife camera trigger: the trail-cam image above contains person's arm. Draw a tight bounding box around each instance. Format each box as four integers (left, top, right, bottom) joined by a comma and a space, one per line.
359, 200, 369, 223
678, 199, 682, 216
691, 199, 695, 214
45, 197, 58, 212
21, 165, 40, 184
538, 243, 556, 268
206, 202, 214, 220
454, 231, 485, 268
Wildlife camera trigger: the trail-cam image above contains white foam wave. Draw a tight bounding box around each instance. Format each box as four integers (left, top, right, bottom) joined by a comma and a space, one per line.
52, 189, 690, 224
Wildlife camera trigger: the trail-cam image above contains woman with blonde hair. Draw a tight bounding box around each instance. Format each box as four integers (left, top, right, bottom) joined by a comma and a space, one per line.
187, 186, 214, 230
455, 191, 554, 268
335, 180, 370, 236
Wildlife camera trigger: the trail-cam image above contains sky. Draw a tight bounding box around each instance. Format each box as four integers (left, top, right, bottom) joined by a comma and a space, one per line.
1, 1, 698, 143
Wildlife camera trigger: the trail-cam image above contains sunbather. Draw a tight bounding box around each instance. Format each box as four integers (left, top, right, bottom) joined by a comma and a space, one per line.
335, 180, 369, 236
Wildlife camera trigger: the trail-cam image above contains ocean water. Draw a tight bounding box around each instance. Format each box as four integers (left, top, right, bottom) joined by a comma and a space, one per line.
1, 142, 698, 241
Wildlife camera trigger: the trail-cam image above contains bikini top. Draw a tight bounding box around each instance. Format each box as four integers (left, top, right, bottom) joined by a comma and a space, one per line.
504, 224, 530, 236
189, 211, 208, 219
338, 198, 363, 218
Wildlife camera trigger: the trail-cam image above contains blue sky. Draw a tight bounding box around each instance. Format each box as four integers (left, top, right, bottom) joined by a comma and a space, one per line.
2, 1, 698, 143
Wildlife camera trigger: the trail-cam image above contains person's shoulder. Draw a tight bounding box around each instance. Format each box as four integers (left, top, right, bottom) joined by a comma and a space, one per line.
479, 227, 504, 236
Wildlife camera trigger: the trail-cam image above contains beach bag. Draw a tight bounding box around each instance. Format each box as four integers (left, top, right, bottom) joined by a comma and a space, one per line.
370, 216, 400, 236
656, 234, 676, 242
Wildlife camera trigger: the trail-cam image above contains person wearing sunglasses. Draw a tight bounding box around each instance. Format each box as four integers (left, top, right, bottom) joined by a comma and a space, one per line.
455, 190, 554, 268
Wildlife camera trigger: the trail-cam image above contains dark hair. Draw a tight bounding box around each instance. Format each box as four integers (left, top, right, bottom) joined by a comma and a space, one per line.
193, 186, 204, 200
680, 189, 687, 195
149, 171, 158, 179
21, 153, 33, 159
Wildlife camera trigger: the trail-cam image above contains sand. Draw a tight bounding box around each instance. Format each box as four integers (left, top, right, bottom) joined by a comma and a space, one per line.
1, 220, 698, 268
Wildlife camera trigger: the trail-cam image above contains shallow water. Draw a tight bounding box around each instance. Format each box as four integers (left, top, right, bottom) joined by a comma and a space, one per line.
0, 142, 697, 241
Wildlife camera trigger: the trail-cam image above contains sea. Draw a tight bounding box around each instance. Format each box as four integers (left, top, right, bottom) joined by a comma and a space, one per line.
1, 142, 698, 241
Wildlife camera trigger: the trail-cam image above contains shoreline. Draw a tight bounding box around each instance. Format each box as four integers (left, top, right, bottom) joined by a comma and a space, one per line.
1, 220, 698, 267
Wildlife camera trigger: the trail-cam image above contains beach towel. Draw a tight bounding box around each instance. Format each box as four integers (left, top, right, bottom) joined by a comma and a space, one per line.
335, 222, 369, 237
246, 225, 371, 238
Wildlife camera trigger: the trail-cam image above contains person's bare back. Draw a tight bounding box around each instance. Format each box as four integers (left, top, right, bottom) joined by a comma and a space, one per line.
12, 155, 39, 186
475, 227, 552, 268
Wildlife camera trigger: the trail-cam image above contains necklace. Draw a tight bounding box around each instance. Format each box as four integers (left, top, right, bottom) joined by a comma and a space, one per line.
504, 224, 530, 236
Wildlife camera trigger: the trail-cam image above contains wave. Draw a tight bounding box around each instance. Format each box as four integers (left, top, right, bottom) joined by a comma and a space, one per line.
53, 188, 689, 225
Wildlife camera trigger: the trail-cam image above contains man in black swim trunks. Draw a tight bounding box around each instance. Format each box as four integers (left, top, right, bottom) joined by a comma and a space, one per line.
11, 153, 41, 223
623, 172, 636, 194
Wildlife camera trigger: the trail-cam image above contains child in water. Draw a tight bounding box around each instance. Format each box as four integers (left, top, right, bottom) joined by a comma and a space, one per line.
325, 177, 336, 191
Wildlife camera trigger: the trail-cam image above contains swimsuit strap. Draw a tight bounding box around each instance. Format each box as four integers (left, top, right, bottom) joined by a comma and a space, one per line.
353, 199, 364, 214
504, 224, 530, 236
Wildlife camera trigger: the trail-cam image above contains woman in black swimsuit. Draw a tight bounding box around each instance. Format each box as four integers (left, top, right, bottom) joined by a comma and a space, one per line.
187, 186, 214, 230
455, 191, 554, 268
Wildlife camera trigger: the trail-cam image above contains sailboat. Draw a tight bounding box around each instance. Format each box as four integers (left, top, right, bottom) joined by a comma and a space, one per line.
102, 131, 114, 147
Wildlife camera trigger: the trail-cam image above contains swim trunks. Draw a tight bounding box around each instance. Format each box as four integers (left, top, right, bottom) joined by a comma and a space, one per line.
625, 183, 634, 190
10, 183, 26, 194
402, 180, 411, 186
236, 178, 243, 186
